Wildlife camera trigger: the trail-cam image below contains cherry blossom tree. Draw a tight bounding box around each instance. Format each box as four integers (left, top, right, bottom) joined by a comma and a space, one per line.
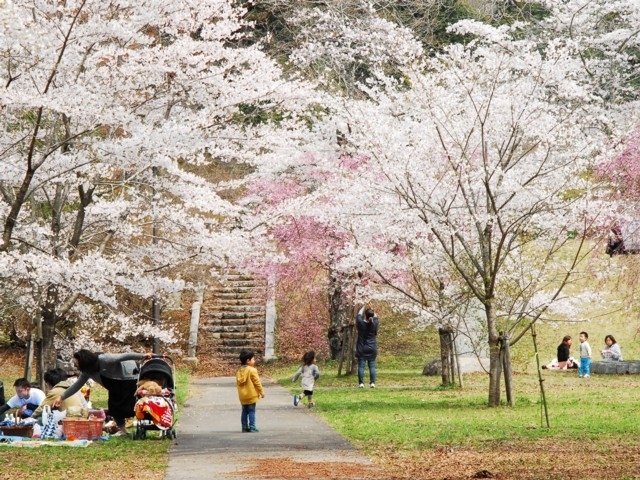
234, 1, 429, 366
0, 0, 317, 372
239, 172, 359, 360
266, 1, 639, 405
600, 129, 640, 200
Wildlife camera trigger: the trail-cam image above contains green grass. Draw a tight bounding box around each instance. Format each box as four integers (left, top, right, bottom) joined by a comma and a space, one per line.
265, 359, 640, 456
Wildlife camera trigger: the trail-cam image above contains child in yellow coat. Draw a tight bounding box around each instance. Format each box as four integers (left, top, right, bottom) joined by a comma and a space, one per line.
236, 350, 265, 432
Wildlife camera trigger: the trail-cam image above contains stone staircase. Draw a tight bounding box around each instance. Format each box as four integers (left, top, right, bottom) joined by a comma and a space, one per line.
199, 272, 267, 365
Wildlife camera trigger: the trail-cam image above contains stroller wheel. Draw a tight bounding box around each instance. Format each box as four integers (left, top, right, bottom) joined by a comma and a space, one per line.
134, 424, 146, 440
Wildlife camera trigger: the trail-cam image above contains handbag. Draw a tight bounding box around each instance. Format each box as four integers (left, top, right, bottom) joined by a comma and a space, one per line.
41, 405, 66, 439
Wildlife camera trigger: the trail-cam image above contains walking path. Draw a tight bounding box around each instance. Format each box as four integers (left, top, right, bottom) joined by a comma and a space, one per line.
164, 377, 390, 480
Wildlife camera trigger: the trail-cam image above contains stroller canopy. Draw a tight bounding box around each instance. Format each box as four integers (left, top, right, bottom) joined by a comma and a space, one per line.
139, 358, 174, 389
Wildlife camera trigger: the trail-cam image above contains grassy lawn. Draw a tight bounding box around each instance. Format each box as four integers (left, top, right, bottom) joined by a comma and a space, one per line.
265, 357, 640, 480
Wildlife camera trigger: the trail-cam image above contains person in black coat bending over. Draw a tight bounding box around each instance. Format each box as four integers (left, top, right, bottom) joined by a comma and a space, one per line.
356, 306, 379, 388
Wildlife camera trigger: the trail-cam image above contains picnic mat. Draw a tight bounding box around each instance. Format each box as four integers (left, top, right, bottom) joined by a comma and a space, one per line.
0, 436, 92, 447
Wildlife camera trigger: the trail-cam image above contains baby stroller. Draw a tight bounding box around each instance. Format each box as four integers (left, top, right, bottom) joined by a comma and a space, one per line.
132, 355, 177, 440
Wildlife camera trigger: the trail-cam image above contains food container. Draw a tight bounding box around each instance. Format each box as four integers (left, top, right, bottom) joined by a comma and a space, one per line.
0, 424, 34, 438
61, 418, 104, 440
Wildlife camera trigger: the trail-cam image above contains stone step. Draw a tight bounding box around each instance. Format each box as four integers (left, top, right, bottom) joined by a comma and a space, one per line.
209, 338, 262, 347
212, 291, 264, 298
204, 313, 264, 320
201, 344, 265, 355
213, 281, 266, 288
202, 329, 264, 339
201, 316, 264, 326
199, 271, 267, 365
202, 330, 265, 338
210, 292, 266, 300
201, 324, 263, 333
214, 278, 267, 285
209, 295, 265, 303
205, 305, 265, 312
215, 284, 266, 291
201, 314, 264, 323
217, 274, 262, 282
207, 290, 264, 298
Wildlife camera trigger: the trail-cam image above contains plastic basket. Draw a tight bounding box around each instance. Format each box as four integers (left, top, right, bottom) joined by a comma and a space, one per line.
62, 418, 104, 440
1, 424, 34, 438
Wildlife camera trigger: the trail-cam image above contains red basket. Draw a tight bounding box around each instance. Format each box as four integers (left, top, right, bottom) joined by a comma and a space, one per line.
62, 418, 104, 440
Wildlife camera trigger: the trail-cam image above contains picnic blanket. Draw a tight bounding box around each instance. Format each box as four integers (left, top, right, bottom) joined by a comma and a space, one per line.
0, 436, 91, 447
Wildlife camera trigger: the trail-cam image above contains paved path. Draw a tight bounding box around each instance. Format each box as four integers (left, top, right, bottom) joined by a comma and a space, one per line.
164, 377, 390, 480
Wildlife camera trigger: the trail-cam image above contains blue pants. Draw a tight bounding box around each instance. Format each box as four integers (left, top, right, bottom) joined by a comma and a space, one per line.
579, 357, 591, 376
241, 403, 256, 429
358, 358, 377, 384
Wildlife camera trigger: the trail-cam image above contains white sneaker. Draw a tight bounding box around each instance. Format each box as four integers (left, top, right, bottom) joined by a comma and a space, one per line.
584, 374, 590, 378
359, 383, 364, 388
370, 383, 375, 388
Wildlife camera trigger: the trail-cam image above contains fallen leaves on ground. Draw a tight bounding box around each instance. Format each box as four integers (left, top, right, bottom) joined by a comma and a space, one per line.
233, 457, 391, 479
375, 438, 640, 480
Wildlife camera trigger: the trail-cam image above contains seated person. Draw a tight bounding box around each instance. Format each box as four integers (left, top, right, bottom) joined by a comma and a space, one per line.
600, 334, 623, 361
0, 378, 46, 419
556, 335, 575, 369
32, 367, 88, 423
543, 335, 578, 369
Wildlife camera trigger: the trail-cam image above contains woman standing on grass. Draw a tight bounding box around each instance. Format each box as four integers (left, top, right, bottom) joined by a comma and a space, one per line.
55, 349, 148, 436
356, 306, 379, 388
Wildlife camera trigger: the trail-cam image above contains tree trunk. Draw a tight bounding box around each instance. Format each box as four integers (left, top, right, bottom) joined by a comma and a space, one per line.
41, 310, 58, 370
500, 332, 514, 407
328, 278, 346, 360
348, 321, 358, 375
486, 300, 502, 406
37, 286, 60, 384
338, 322, 355, 376
439, 327, 455, 386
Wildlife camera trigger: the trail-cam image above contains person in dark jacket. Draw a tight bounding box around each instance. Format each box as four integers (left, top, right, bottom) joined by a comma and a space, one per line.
556, 335, 578, 369
55, 349, 148, 436
355, 306, 379, 388
543, 335, 577, 369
